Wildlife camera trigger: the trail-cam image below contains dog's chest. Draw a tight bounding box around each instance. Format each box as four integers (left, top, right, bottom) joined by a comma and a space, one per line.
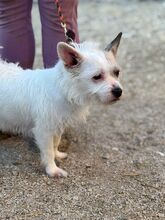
51, 99, 88, 127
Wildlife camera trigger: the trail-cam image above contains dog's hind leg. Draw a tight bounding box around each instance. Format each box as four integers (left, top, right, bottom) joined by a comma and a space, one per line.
33, 127, 68, 178
54, 134, 68, 160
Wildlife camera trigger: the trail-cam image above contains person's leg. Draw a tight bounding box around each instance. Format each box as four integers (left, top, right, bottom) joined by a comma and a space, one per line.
38, 0, 79, 68
0, 0, 35, 69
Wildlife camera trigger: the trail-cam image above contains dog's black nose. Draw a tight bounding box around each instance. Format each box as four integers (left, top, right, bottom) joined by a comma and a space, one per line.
112, 86, 122, 98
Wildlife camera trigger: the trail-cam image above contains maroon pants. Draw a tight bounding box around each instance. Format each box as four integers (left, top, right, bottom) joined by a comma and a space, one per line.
0, 0, 79, 69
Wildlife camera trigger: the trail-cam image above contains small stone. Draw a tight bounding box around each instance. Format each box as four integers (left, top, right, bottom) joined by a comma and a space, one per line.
112, 147, 119, 151
156, 151, 165, 157
85, 164, 91, 169
101, 155, 109, 160
158, 213, 165, 218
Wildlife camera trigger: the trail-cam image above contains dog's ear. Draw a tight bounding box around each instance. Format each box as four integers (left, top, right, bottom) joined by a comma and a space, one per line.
57, 42, 83, 68
105, 32, 122, 56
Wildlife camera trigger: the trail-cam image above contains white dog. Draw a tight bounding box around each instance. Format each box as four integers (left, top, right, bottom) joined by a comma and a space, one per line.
0, 33, 123, 177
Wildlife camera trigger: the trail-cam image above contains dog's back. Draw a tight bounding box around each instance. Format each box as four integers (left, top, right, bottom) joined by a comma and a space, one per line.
0, 61, 35, 134
0, 60, 22, 77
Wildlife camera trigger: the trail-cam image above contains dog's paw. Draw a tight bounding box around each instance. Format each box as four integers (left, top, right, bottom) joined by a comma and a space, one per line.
46, 165, 68, 178
53, 167, 68, 178
55, 150, 68, 160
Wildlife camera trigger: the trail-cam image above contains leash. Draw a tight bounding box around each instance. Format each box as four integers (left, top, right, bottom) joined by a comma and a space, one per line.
54, 0, 75, 43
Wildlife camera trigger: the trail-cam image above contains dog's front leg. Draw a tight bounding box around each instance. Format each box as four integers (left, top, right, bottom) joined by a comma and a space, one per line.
54, 134, 68, 160
33, 128, 68, 177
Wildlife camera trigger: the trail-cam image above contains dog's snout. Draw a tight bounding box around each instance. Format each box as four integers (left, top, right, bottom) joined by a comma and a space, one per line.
111, 86, 122, 98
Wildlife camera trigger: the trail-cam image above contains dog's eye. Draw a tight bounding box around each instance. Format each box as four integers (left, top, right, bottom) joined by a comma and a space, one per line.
113, 69, 120, 77
92, 74, 103, 81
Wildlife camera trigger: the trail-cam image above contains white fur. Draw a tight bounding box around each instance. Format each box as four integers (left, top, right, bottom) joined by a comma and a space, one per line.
0, 41, 122, 177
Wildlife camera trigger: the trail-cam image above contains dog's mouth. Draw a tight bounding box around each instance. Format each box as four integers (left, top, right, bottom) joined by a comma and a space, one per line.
101, 97, 120, 105
96, 93, 121, 105
110, 98, 120, 105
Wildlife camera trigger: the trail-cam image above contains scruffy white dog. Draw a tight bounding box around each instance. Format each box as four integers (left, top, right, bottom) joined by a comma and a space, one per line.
0, 33, 123, 177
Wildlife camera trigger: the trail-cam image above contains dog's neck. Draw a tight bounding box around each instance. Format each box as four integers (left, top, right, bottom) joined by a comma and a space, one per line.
51, 61, 90, 108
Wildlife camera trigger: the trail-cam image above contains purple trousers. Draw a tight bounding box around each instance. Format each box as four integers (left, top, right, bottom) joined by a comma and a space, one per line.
0, 0, 79, 69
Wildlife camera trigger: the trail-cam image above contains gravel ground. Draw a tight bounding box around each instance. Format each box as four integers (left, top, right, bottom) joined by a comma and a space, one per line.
0, 0, 165, 219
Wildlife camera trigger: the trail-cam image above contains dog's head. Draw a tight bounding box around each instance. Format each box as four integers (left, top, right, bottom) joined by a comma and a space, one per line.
57, 33, 123, 105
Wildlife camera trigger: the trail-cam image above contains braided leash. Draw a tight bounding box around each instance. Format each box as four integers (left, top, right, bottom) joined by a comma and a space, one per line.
54, 0, 75, 43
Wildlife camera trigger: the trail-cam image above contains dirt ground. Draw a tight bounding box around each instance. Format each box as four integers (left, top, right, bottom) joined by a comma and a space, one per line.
0, 0, 165, 219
